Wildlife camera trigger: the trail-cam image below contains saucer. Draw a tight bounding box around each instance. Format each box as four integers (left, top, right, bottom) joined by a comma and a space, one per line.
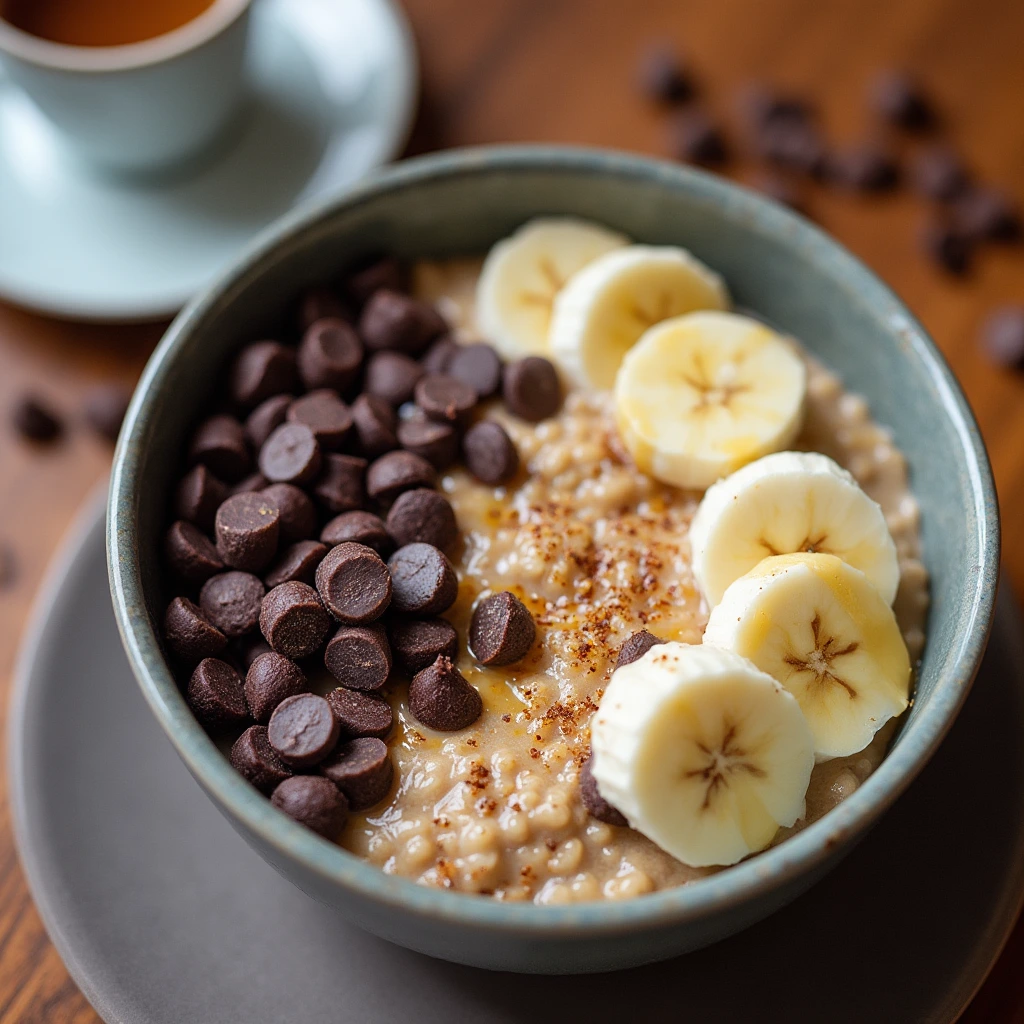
9, 492, 1024, 1022
0, 0, 417, 322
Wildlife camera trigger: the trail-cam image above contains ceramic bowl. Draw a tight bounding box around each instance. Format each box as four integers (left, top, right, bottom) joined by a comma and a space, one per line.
108, 146, 999, 973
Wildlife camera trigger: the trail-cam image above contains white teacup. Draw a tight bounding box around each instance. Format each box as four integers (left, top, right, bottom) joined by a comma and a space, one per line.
0, 0, 252, 174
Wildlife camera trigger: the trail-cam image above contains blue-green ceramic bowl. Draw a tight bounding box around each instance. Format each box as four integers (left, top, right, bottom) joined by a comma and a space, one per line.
108, 146, 999, 973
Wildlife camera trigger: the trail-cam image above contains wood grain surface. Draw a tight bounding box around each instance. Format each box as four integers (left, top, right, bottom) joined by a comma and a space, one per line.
1, 0, 1022, 1019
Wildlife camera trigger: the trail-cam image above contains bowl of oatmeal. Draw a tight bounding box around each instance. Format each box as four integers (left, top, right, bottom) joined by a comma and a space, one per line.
108, 146, 998, 973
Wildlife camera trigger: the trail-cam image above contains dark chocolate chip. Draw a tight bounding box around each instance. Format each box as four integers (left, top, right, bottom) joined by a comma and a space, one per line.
260, 483, 317, 544
469, 591, 536, 666
388, 543, 458, 616
214, 491, 280, 572
287, 389, 353, 450
297, 288, 350, 334
955, 188, 1022, 243
365, 450, 436, 503
871, 70, 937, 133
447, 342, 503, 398
359, 289, 445, 355
364, 351, 425, 407
327, 687, 394, 740
244, 650, 308, 722
268, 693, 340, 767
297, 318, 363, 392
324, 622, 392, 691
189, 415, 250, 483
911, 146, 969, 202
231, 725, 293, 793
347, 256, 405, 307
229, 341, 298, 409
414, 373, 477, 425
503, 357, 562, 422
164, 596, 227, 663
754, 117, 826, 177
669, 108, 729, 166
741, 83, 814, 130
83, 384, 131, 441
175, 464, 229, 532
749, 172, 806, 215
396, 416, 459, 470
234, 634, 273, 669
462, 420, 519, 485
350, 393, 399, 458
421, 335, 460, 375
229, 472, 270, 497
271, 775, 348, 837
259, 581, 331, 659
259, 422, 322, 485
637, 43, 695, 104
199, 571, 265, 638
12, 394, 62, 443
164, 520, 224, 585
980, 306, 1024, 368
244, 393, 293, 449
921, 217, 972, 275
408, 655, 482, 732
320, 737, 393, 810
388, 616, 459, 674
187, 657, 249, 728
827, 143, 900, 192
312, 453, 367, 514
616, 629, 667, 668
264, 540, 328, 588
315, 542, 393, 624
386, 488, 458, 551
580, 754, 628, 826
320, 510, 393, 557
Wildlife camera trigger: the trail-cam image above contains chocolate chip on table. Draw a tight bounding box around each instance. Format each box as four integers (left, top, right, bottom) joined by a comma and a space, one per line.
189, 414, 250, 483
244, 393, 293, 449
921, 217, 972, 275
388, 543, 458, 616
164, 520, 224, 584
229, 340, 298, 408
327, 687, 394, 740
259, 422, 322, 485
462, 421, 519, 485
826, 143, 900, 192
260, 483, 316, 544
346, 256, 405, 308
268, 692, 340, 767
668, 108, 729, 166
11, 394, 62, 443
749, 172, 806, 214
740, 83, 814, 130
320, 510, 393, 557
396, 416, 459, 470
187, 657, 250, 728
234, 634, 273, 669
911, 146, 969, 202
421, 336, 460, 376
175, 464, 229, 532
871, 70, 937, 133
286, 389, 353, 450
364, 351, 425, 407
359, 289, 445, 355
264, 540, 328, 588
469, 591, 536, 666
758, 119, 827, 178
408, 655, 482, 732
214, 491, 280, 572
954, 188, 1022, 243
503, 357, 562, 422
321, 737, 394, 810
297, 318, 363, 392
446, 342, 502, 398
164, 596, 227, 663
365, 450, 436, 503
244, 650, 308, 722
386, 488, 458, 550
83, 384, 131, 441
259, 581, 331, 659
636, 43, 694, 104
350, 393, 399, 458
388, 616, 459, 674
271, 775, 348, 838
980, 306, 1024, 368
414, 374, 477, 425
231, 725, 293, 793
616, 629, 667, 668
579, 754, 628, 827
199, 571, 265, 638
297, 287, 350, 334
324, 622, 392, 691
315, 542, 393, 624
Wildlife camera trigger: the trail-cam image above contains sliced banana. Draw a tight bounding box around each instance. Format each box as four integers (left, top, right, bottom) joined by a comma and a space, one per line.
690, 451, 900, 609
549, 245, 729, 389
476, 218, 628, 359
703, 552, 911, 761
614, 311, 806, 490
591, 642, 814, 868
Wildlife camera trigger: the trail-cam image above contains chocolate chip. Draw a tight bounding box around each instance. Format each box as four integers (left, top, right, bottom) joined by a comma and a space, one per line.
469, 591, 536, 666
669, 108, 729, 166
231, 725, 293, 793
315, 542, 392, 624
187, 657, 250, 728
234, 634, 273, 669
414, 373, 477, 425
164, 520, 224, 584
214, 491, 280, 572
175, 465, 229, 532
359, 290, 445, 355
320, 510, 393, 556
386, 488, 458, 551
350, 393, 399, 458
871, 70, 936, 133
503, 357, 562, 421
980, 306, 1024, 368
164, 596, 227, 662
421, 335, 460, 375
259, 581, 331, 659
244, 651, 308, 722
268, 693, 340, 767
955, 188, 1022, 243
321, 737, 393, 810
189, 415, 250, 483
264, 540, 328, 588
827, 143, 900, 192
244, 393, 293, 449
83, 384, 131, 441
616, 629, 667, 668
259, 423, 322, 485
297, 318, 363, 392
580, 754, 628, 826
911, 146, 969, 202
271, 775, 348, 837
921, 217, 972, 275
297, 288, 350, 334
347, 256, 405, 307
260, 483, 316, 544
229, 341, 298, 408
324, 622, 392, 691
636, 44, 694, 104
12, 394, 62, 443
364, 351, 425, 406
462, 420, 519, 485
327, 687, 394, 740
388, 543, 458, 616
287, 389, 353, 450
408, 655, 482, 732
446, 342, 502, 398
749, 172, 806, 215
366, 450, 436, 503
388, 616, 459, 674
199, 571, 265, 638
741, 84, 814, 131
396, 416, 459, 470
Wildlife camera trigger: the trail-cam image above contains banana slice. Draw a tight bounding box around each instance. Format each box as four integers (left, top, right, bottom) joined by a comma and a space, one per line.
614, 311, 806, 490
549, 245, 729, 389
476, 218, 628, 359
591, 642, 814, 868
703, 552, 911, 761
690, 451, 900, 609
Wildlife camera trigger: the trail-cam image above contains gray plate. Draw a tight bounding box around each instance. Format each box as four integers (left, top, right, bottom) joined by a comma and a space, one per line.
10, 497, 1024, 1023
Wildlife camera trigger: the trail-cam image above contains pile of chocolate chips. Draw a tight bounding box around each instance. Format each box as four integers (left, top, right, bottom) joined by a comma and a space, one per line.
160, 256, 552, 838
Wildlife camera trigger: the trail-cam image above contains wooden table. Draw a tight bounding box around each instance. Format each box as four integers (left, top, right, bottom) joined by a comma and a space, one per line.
1, 0, 1022, 1018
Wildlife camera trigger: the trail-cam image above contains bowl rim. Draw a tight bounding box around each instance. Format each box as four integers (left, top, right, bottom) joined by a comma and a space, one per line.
108, 144, 999, 936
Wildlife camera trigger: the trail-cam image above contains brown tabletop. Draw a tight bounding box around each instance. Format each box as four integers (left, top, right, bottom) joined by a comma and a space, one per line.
1, 0, 1022, 1019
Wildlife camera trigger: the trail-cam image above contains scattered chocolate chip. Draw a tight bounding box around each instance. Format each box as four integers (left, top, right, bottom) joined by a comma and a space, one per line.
234, 634, 273, 669
229, 472, 270, 496
321, 737, 393, 810
315, 542, 393, 624
264, 540, 328, 588
955, 188, 1021, 243
408, 655, 482, 732
259, 483, 316, 544
347, 256, 405, 307
229, 341, 298, 408
580, 754, 628, 826
396, 416, 459, 470
446, 342, 502, 398
164, 520, 224, 584
297, 287, 350, 334
386, 488, 458, 550
421, 335, 460, 375
359, 290, 445, 355
312, 453, 367, 514
214, 491, 280, 573
297, 318, 363, 393
469, 591, 536, 666
327, 687, 394, 740
669, 108, 729, 166
260, 581, 331, 659
364, 351, 425, 407
271, 775, 348, 837
462, 420, 519, 485
414, 373, 477, 425
388, 616, 459, 674
980, 306, 1024, 368
175, 465, 229, 532
388, 543, 458, 616
268, 693, 340, 767
911, 146, 969, 202
83, 384, 131, 441
637, 44, 695, 104
324, 622, 392, 691
231, 725, 293, 793
749, 172, 806, 215
320, 510, 393, 556
164, 596, 228, 662
189, 415, 250, 483
350, 393, 399, 458
617, 629, 667, 668
12, 394, 62, 443
244, 650, 308, 722
287, 389, 353, 450
244, 394, 293, 450
503, 357, 562, 422
259, 423, 322, 485
827, 143, 900, 192
365, 450, 436, 503
741, 84, 814, 131
187, 657, 250, 728
921, 217, 972, 275
199, 571, 265, 638
871, 70, 936, 133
